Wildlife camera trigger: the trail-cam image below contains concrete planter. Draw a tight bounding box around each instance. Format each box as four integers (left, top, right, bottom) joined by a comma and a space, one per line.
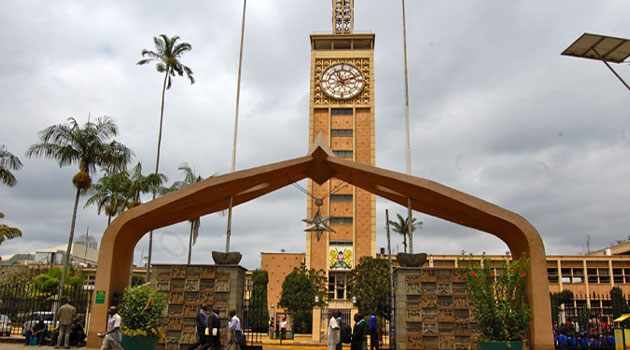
212, 251, 243, 265
396, 252, 427, 267
121, 335, 158, 350
477, 341, 524, 350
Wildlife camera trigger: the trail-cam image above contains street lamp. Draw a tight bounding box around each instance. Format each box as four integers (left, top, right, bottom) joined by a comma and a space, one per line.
562, 33, 630, 93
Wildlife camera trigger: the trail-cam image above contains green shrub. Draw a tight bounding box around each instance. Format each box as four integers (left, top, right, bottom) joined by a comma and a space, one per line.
119, 284, 166, 338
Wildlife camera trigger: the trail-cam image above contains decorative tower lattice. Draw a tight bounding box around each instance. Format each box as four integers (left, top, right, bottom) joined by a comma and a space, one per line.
333, 0, 353, 34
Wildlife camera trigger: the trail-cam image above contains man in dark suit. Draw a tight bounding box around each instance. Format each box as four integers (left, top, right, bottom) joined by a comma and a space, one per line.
203, 307, 221, 350
189, 305, 208, 350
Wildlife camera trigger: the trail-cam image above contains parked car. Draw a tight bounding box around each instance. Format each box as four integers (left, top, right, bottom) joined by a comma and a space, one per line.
0, 314, 13, 336
22, 311, 57, 336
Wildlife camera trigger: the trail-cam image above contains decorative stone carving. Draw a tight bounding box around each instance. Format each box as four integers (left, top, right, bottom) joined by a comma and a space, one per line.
438, 336, 454, 350
171, 279, 185, 293
422, 308, 437, 322
421, 294, 437, 308
184, 305, 197, 318
436, 269, 452, 282
407, 309, 422, 322
181, 330, 197, 344
185, 279, 200, 292
436, 282, 452, 296
407, 332, 423, 350
407, 283, 421, 295
421, 270, 436, 282
168, 292, 184, 304
201, 266, 216, 279
200, 290, 215, 305
184, 292, 199, 305
165, 337, 179, 350
171, 266, 187, 279
157, 279, 170, 291
187, 266, 201, 279
215, 279, 230, 293
167, 316, 182, 331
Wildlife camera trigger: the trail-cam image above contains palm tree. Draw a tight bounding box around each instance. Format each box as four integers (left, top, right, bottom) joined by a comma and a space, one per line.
168, 164, 203, 264
137, 34, 194, 275
0, 145, 23, 187
0, 212, 22, 246
388, 213, 422, 253
85, 169, 132, 225
126, 161, 168, 209
26, 116, 132, 317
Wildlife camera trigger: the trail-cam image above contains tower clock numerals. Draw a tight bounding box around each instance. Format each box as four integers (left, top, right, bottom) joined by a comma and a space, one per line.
320, 63, 365, 100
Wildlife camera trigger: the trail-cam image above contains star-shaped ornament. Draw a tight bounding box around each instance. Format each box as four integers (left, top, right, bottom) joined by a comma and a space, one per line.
303, 199, 335, 241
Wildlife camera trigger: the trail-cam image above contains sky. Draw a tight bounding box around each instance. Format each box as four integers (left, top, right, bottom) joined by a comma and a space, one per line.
1, 1, 629, 271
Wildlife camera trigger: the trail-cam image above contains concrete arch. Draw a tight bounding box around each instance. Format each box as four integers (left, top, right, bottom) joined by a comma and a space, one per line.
87, 135, 553, 349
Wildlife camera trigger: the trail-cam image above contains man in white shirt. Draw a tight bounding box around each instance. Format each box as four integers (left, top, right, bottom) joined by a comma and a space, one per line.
225, 310, 241, 350
97, 306, 122, 350
328, 311, 341, 350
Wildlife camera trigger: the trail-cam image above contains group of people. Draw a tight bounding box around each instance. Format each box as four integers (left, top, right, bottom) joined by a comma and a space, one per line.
24, 299, 85, 348
328, 311, 381, 350
188, 305, 244, 350
553, 314, 615, 348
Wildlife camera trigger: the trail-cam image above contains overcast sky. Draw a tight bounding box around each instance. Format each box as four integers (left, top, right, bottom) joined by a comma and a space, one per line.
1, 1, 629, 271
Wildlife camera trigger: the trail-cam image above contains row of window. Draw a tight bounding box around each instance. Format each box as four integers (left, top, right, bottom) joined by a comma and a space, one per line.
547, 267, 630, 284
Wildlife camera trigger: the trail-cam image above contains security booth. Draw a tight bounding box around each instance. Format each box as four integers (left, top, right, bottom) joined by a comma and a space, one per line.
614, 314, 630, 350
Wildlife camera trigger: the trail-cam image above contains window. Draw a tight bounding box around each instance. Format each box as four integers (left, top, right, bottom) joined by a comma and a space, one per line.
331, 108, 353, 115
330, 217, 353, 224
330, 194, 353, 202
331, 129, 353, 136
328, 272, 347, 300
333, 150, 353, 158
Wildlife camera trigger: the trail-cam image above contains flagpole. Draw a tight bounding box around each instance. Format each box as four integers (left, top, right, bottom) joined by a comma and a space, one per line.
226, 0, 247, 253
402, 0, 414, 254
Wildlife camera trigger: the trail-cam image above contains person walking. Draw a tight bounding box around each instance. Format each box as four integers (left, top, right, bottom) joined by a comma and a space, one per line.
225, 310, 242, 350
368, 313, 379, 350
328, 311, 341, 350
97, 306, 122, 350
351, 313, 368, 350
55, 299, 76, 349
189, 305, 208, 350
280, 317, 287, 340
202, 307, 221, 350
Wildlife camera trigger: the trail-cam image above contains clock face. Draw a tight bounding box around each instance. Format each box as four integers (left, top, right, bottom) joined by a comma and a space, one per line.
320, 63, 365, 99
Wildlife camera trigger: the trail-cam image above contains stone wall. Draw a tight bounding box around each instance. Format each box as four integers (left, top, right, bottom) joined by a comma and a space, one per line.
394, 267, 480, 350
150, 264, 246, 350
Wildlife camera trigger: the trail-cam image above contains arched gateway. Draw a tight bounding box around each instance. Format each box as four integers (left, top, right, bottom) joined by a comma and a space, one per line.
87, 135, 554, 349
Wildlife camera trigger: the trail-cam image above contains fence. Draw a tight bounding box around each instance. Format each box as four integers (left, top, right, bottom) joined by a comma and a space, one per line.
552, 293, 628, 350
0, 283, 92, 337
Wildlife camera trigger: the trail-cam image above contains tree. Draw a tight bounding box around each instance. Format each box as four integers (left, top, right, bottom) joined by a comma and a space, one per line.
137, 34, 194, 274
611, 286, 630, 321
85, 169, 132, 225
347, 256, 391, 317
249, 270, 270, 332
0, 212, 22, 246
26, 116, 132, 318
32, 267, 83, 295
126, 161, 168, 209
550, 289, 573, 324
388, 213, 421, 253
279, 263, 326, 334
0, 145, 22, 187
168, 163, 203, 264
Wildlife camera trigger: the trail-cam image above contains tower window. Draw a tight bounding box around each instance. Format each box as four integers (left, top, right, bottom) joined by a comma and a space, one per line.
330, 217, 353, 225
331, 129, 353, 136
330, 194, 353, 202
331, 108, 353, 115
333, 150, 353, 158
328, 272, 347, 300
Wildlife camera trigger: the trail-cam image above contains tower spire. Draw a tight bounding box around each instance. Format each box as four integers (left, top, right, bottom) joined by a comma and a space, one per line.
333, 0, 353, 34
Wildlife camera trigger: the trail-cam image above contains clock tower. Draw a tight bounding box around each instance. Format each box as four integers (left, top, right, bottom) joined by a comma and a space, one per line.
306, 0, 376, 309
